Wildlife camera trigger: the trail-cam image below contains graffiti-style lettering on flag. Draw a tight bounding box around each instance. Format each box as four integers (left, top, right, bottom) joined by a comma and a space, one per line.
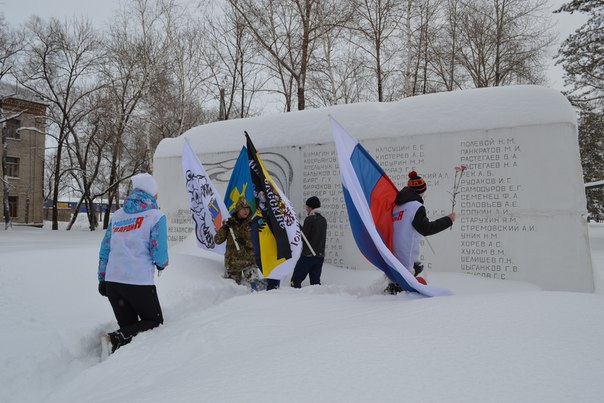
182, 137, 230, 254
245, 132, 301, 280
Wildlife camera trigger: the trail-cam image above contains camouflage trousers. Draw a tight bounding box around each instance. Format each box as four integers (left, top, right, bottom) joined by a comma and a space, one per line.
225, 265, 263, 289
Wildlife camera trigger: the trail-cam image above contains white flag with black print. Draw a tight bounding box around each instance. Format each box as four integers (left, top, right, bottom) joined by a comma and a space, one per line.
182, 137, 230, 254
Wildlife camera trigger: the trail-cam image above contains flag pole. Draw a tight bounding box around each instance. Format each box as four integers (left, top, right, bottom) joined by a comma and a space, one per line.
299, 225, 316, 256
229, 227, 241, 251
424, 237, 436, 255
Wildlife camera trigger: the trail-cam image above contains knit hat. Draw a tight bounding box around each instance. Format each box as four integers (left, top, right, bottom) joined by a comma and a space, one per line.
131, 173, 159, 196
305, 196, 321, 209
407, 171, 426, 193
234, 196, 251, 213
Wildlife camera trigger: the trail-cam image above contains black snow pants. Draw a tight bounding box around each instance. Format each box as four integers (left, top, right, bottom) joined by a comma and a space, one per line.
105, 281, 163, 342
290, 256, 324, 288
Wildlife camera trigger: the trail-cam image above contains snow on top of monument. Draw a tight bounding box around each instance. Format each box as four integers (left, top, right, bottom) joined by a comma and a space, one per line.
155, 85, 575, 157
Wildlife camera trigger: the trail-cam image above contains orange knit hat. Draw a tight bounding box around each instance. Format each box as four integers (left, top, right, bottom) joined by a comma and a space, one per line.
407, 171, 426, 193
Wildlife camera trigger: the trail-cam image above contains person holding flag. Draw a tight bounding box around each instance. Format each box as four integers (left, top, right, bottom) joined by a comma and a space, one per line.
386, 171, 456, 294
290, 196, 327, 288
214, 196, 261, 288
330, 116, 452, 297
244, 132, 302, 288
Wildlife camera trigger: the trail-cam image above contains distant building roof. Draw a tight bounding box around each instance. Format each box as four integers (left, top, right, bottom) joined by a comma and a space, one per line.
0, 80, 48, 106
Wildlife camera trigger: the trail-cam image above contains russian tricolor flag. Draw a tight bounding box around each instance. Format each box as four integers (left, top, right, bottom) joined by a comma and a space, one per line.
330, 116, 452, 297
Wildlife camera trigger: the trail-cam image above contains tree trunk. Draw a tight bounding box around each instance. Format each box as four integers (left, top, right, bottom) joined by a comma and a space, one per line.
51, 141, 62, 231
297, 84, 305, 111
403, 0, 414, 97
103, 193, 113, 230
85, 195, 98, 230
376, 43, 383, 102
66, 196, 84, 231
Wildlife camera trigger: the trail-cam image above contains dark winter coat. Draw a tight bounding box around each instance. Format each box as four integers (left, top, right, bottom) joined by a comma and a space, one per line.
301, 208, 327, 257
214, 197, 256, 274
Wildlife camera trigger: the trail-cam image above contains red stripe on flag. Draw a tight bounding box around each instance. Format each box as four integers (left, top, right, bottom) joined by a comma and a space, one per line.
370, 176, 397, 251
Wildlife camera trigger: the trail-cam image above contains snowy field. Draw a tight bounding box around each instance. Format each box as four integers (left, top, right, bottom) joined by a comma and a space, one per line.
1, 221, 604, 403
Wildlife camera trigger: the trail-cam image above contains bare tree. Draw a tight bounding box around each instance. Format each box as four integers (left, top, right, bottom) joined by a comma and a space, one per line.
408, 0, 443, 95
427, 0, 466, 91
456, 0, 554, 88
139, 0, 211, 159
162, 6, 211, 135
203, 2, 266, 120
402, 0, 448, 97
15, 16, 103, 230
97, 0, 164, 227
0, 15, 25, 229
228, 0, 352, 111
347, 0, 406, 102
0, 14, 24, 82
63, 92, 112, 231
402, 0, 414, 97
307, 27, 371, 106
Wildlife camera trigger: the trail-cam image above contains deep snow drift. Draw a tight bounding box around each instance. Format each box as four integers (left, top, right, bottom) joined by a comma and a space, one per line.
1, 222, 604, 403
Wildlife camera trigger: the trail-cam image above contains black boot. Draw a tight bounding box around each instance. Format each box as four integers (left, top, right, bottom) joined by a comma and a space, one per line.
266, 279, 280, 290
384, 282, 403, 295
108, 330, 131, 353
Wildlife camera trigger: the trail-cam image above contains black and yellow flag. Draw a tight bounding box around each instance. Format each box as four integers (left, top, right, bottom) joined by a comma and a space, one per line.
245, 132, 301, 279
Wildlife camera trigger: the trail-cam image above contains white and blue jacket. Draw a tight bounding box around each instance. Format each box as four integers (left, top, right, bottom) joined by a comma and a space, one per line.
98, 188, 169, 285
392, 188, 452, 273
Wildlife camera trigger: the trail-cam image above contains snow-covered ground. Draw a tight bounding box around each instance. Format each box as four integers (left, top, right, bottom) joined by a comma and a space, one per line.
2, 222, 604, 403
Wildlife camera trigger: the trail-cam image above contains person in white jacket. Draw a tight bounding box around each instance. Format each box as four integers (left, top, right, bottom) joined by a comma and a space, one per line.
387, 171, 455, 294
97, 173, 169, 354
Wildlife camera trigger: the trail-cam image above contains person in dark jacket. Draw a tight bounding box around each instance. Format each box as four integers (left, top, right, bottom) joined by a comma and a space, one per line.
215, 196, 259, 287
290, 196, 328, 288
98, 173, 169, 356
386, 171, 455, 293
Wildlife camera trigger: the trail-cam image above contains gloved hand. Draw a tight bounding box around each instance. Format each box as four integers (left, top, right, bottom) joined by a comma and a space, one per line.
98, 281, 107, 297
413, 262, 424, 277
155, 264, 165, 271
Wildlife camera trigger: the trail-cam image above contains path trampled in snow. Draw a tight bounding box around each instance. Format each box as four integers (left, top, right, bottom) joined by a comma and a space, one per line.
1, 224, 604, 403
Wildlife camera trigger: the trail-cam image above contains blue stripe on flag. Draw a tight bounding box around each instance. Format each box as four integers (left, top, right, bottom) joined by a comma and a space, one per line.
350, 144, 385, 204
343, 185, 414, 292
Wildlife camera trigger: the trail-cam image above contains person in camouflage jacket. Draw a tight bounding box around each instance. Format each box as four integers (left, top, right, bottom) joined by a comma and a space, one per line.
214, 196, 258, 285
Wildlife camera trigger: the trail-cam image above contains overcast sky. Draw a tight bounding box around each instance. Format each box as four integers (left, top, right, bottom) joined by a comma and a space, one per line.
1, 0, 589, 91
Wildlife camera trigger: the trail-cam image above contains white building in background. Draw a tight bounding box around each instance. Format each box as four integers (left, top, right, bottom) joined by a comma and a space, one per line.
0, 82, 47, 226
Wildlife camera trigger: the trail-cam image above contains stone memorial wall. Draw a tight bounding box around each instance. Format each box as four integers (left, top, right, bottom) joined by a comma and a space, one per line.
154, 86, 593, 292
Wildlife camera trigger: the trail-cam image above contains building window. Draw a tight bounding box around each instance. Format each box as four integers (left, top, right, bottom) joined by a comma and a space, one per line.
8, 196, 18, 218
5, 156, 19, 177
6, 119, 21, 139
